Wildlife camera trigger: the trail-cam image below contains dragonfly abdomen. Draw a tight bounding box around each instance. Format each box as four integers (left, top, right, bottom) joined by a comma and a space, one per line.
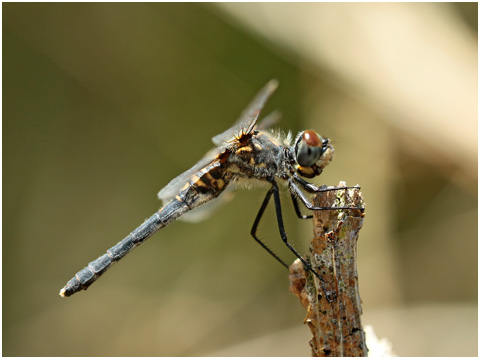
178, 161, 232, 209
59, 199, 189, 297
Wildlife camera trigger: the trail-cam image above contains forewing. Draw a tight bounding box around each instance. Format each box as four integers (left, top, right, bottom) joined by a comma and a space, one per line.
157, 147, 223, 204
212, 79, 279, 145
256, 110, 282, 131
159, 80, 279, 221
158, 146, 235, 222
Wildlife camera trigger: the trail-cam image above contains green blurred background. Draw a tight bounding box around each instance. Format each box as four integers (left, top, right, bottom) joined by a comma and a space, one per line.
3, 3, 477, 356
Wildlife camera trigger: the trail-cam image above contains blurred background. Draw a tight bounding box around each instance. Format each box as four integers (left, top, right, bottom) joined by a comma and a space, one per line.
3, 3, 477, 356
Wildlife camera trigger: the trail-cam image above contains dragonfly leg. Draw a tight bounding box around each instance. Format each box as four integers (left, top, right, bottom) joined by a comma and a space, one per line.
293, 173, 361, 193
289, 179, 364, 211
270, 180, 333, 300
290, 191, 312, 219
250, 187, 289, 269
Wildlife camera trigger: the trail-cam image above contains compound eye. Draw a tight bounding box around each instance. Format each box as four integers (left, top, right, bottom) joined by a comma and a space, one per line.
303, 130, 322, 147
296, 131, 323, 167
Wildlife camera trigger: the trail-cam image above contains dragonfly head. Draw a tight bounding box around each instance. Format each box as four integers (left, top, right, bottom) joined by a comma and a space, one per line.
292, 130, 334, 178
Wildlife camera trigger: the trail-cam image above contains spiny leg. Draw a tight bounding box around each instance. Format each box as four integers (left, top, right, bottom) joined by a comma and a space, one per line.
270, 180, 333, 302
251, 186, 289, 269
290, 192, 312, 220
289, 179, 361, 211
293, 173, 361, 194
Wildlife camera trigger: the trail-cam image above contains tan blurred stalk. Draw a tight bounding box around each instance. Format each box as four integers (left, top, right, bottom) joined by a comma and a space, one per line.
216, 3, 477, 177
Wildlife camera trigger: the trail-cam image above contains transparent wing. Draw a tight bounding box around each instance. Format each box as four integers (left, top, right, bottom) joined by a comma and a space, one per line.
157, 147, 223, 204
159, 80, 279, 222
212, 79, 279, 145
157, 146, 236, 223
256, 110, 282, 131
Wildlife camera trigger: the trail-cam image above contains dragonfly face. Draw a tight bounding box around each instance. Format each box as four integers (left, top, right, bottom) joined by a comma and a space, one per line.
292, 130, 334, 179
60, 80, 360, 298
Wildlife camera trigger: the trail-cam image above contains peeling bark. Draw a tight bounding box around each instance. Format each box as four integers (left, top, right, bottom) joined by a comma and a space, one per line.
289, 182, 367, 357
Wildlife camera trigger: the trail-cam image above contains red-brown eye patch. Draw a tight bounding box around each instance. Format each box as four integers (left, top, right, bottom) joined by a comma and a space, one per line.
303, 130, 321, 147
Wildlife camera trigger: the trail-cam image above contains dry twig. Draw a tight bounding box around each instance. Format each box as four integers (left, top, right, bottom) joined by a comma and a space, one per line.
289, 181, 367, 357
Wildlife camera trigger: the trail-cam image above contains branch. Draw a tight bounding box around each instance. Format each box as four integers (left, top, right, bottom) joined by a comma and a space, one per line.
289, 181, 367, 357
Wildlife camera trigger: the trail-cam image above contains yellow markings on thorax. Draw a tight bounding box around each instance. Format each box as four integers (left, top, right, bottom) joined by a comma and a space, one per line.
264, 134, 281, 147
235, 146, 253, 154
253, 143, 263, 151
235, 144, 258, 167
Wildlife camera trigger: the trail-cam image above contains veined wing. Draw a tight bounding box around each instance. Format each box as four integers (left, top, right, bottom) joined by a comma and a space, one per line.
59, 80, 286, 297
212, 79, 279, 146
157, 146, 235, 223
157, 147, 223, 204
159, 80, 279, 222
255, 110, 282, 131
159, 80, 278, 202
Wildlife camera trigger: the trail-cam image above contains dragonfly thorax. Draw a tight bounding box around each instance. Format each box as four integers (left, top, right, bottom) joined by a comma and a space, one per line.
226, 130, 287, 181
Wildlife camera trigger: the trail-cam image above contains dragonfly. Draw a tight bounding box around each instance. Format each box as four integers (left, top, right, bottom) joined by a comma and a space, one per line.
59, 80, 361, 298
